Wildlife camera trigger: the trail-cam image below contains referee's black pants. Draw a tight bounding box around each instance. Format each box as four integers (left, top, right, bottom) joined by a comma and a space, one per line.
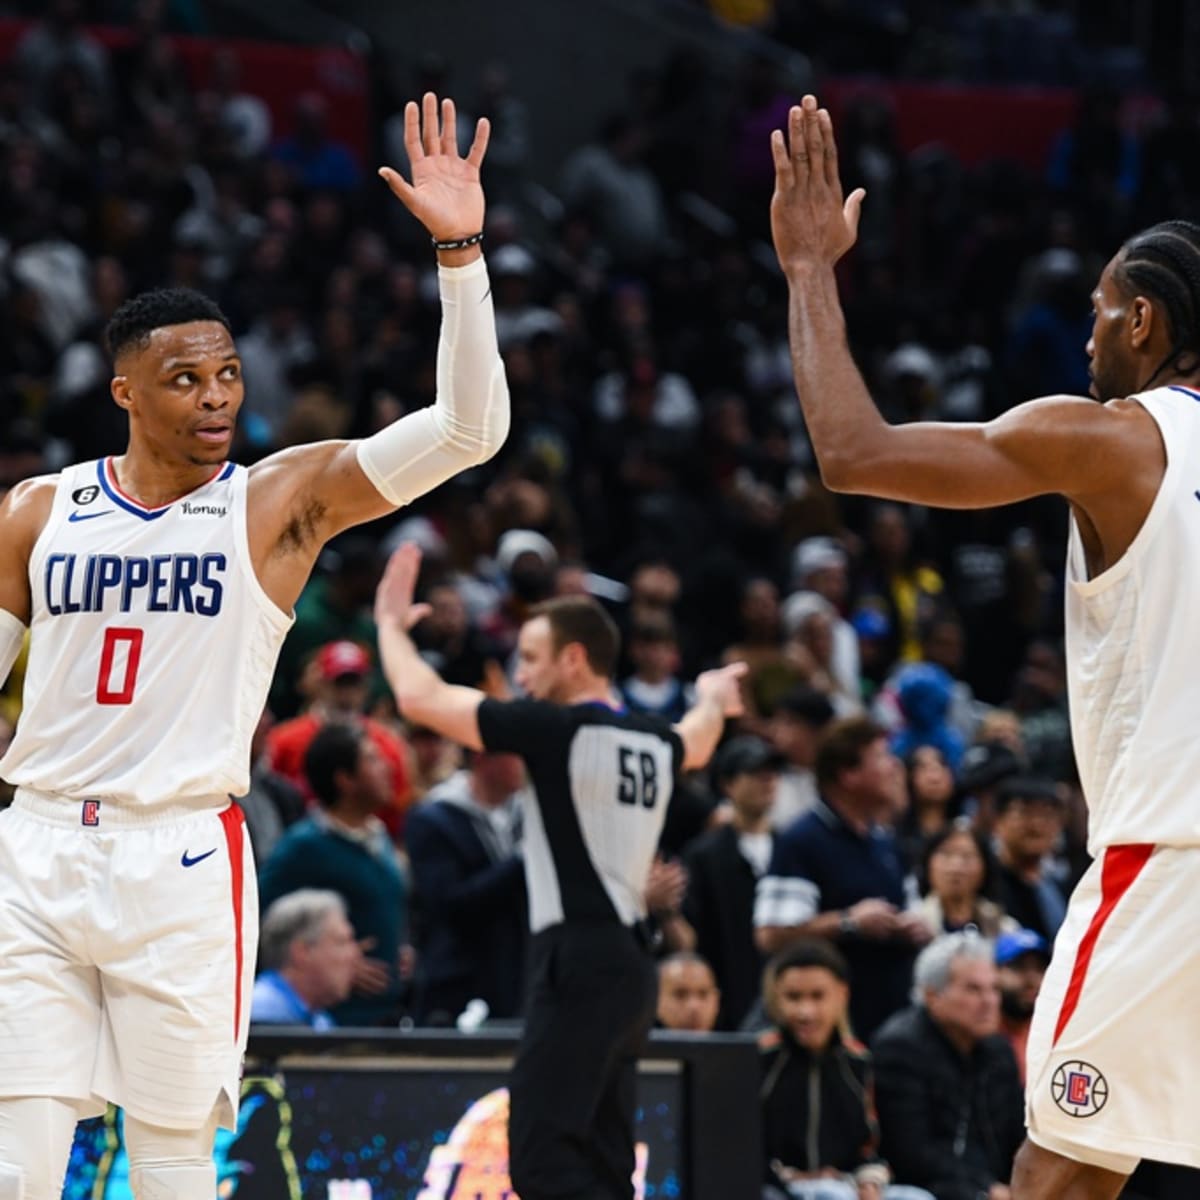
508, 921, 657, 1200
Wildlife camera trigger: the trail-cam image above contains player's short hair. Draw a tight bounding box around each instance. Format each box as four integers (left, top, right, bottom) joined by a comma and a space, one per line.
304, 723, 367, 808
1116, 220, 1200, 373
814, 715, 887, 791
259, 889, 347, 972
104, 287, 231, 362
529, 595, 621, 680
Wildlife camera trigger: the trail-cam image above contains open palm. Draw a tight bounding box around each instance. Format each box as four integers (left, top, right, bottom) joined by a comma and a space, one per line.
379, 92, 490, 241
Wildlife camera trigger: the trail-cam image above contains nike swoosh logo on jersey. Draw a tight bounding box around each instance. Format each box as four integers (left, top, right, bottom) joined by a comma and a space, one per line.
181, 848, 218, 868
68, 510, 114, 522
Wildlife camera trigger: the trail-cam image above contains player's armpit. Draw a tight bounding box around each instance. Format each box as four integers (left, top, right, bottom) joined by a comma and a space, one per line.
822, 394, 1161, 510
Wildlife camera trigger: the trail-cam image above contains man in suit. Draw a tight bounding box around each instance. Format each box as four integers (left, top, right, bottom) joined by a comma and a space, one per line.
683, 735, 783, 1030
406, 749, 527, 1025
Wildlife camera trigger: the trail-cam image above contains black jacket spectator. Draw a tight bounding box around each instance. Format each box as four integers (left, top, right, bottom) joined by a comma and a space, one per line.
759, 1025, 877, 1181
872, 1006, 1024, 1200
406, 770, 527, 1025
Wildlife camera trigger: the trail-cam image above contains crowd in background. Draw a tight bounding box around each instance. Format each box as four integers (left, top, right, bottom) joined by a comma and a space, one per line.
0, 1, 1196, 1195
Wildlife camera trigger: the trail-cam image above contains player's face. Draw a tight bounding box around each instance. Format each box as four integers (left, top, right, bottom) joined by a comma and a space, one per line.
1086, 258, 1139, 402
514, 616, 568, 701
657, 962, 720, 1032
774, 966, 847, 1052
113, 321, 242, 466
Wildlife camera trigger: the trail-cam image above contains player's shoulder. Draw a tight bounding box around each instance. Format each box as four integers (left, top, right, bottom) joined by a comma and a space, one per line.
0, 472, 60, 533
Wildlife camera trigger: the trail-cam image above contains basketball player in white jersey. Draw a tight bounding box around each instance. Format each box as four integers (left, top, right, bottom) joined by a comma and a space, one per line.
770, 94, 1200, 1200
0, 93, 509, 1198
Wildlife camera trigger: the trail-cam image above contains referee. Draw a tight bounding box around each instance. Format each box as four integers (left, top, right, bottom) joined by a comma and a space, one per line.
375, 545, 745, 1200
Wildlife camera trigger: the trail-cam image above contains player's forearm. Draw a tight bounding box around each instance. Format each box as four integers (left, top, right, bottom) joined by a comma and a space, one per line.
674, 696, 725, 771
785, 264, 890, 492
356, 258, 510, 508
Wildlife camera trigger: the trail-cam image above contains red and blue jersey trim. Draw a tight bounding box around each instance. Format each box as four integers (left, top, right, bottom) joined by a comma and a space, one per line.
96, 458, 233, 521
1168, 385, 1200, 402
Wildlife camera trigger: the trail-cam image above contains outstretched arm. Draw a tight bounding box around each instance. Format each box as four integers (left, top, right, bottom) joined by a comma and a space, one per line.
250, 93, 510, 602
771, 96, 1147, 510
375, 544, 485, 750
673, 662, 748, 770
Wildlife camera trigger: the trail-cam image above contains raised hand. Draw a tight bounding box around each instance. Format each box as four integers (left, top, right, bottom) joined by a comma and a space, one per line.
694, 661, 749, 718
769, 93, 865, 274
378, 92, 490, 241
374, 543, 432, 633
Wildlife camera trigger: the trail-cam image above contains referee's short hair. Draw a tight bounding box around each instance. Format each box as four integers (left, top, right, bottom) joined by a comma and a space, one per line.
815, 715, 888, 791
531, 595, 621, 679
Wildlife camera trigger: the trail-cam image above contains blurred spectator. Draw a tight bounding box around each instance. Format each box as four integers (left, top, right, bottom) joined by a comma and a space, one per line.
266, 639, 413, 836
252, 889, 359, 1028
956, 740, 1024, 837
207, 47, 271, 158
237, 709, 306, 863
760, 939, 932, 1200
790, 536, 860, 700
258, 723, 410, 1026
413, 577, 498, 689
872, 934, 1024, 1200
271, 91, 361, 192
914, 821, 1015, 939
271, 537, 385, 719
756, 717, 929, 1038
405, 723, 463, 801
560, 112, 670, 266
857, 504, 946, 666
767, 685, 835, 830
994, 927, 1049, 1086
887, 664, 966, 773
682, 735, 782, 1030
406, 750, 527, 1026
13, 0, 111, 116
620, 613, 692, 723
781, 591, 859, 715
894, 745, 957, 870
471, 62, 531, 207
656, 951, 721, 1033
644, 854, 696, 955
991, 778, 1067, 942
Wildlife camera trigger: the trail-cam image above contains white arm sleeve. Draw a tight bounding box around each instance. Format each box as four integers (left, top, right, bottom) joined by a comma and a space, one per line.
0, 608, 26, 690
356, 256, 510, 508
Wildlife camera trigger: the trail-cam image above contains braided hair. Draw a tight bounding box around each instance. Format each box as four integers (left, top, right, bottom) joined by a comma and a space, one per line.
1115, 220, 1200, 382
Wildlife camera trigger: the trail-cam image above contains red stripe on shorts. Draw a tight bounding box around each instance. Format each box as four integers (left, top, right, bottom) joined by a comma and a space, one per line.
1052, 842, 1154, 1046
218, 805, 246, 1039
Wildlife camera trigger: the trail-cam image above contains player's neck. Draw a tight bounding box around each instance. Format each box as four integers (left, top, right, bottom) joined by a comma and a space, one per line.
111, 448, 223, 508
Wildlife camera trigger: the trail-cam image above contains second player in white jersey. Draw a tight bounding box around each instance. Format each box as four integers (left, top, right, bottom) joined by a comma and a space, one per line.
1, 458, 290, 807
1065, 383, 1200, 851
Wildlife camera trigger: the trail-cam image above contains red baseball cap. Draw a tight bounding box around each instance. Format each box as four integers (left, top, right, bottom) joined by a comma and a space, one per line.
316, 641, 371, 681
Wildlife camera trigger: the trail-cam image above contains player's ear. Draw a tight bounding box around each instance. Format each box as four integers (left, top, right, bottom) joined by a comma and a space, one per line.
111, 375, 134, 412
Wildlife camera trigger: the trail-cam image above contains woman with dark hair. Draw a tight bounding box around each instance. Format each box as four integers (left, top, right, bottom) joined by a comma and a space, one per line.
913, 820, 1016, 939
894, 744, 957, 871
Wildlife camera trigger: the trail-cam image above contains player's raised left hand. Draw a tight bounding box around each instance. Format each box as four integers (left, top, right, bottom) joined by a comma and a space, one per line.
378, 92, 490, 241
770, 93, 865, 275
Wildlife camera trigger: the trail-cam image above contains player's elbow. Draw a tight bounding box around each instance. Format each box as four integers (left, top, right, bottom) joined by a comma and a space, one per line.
439, 365, 511, 465
817, 449, 860, 493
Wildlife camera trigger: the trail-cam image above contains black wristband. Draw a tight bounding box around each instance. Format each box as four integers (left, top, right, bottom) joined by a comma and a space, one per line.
432, 231, 484, 251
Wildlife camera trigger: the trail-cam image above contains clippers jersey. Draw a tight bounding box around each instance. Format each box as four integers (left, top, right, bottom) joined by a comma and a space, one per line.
1066, 384, 1200, 850
0, 458, 292, 809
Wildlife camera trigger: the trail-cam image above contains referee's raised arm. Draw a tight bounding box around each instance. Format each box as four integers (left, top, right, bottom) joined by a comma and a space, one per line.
374, 543, 487, 750
674, 661, 749, 770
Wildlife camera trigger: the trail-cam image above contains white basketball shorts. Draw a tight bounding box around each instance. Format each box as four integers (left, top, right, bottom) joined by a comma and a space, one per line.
0, 788, 257, 1131
1025, 842, 1200, 1174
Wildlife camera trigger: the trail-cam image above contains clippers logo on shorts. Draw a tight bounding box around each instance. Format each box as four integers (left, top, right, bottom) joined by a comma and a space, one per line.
1051, 1061, 1109, 1118
81, 799, 101, 827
